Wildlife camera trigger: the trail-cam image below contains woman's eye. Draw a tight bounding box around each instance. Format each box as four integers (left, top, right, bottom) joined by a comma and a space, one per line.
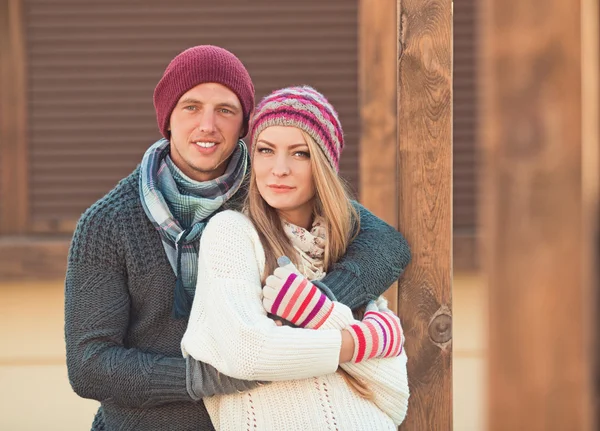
294, 151, 311, 158
257, 147, 273, 154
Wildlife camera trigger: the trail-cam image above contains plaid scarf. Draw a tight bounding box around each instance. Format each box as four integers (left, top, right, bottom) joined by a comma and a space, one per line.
139, 138, 248, 318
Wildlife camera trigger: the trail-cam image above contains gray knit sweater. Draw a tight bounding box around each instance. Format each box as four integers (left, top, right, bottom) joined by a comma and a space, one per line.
65, 167, 411, 431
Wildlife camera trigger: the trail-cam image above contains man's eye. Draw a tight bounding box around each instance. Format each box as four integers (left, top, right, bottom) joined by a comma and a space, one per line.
184, 106, 197, 111
219, 108, 233, 114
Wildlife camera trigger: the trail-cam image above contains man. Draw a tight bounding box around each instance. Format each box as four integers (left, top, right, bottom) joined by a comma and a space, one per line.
65, 45, 410, 431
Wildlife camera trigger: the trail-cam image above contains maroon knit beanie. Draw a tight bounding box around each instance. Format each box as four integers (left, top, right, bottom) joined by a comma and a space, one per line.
153, 45, 255, 139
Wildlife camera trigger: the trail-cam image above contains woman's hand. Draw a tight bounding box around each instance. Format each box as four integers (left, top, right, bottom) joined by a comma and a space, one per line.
345, 299, 405, 363
262, 258, 335, 329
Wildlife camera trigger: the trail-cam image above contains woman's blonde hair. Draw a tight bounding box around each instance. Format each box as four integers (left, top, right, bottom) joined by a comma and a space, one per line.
246, 130, 373, 399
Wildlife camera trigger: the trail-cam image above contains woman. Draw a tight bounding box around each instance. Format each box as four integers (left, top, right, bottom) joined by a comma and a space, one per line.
182, 86, 409, 430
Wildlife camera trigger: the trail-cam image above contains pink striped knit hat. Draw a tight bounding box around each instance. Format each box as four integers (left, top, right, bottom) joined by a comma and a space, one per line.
249, 86, 344, 172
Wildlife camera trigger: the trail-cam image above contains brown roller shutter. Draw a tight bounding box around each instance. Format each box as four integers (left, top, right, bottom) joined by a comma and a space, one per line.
0, 149, 3, 229
453, 0, 478, 234
25, 1, 359, 233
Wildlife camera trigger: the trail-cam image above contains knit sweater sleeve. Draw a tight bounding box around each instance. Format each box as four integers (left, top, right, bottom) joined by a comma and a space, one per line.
181, 210, 342, 381
320, 201, 411, 310
64, 193, 190, 408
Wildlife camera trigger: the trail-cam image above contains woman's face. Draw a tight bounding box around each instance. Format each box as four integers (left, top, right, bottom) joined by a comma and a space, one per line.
253, 126, 316, 227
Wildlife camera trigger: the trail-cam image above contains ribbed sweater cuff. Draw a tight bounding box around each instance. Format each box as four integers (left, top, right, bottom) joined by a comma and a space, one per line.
147, 356, 191, 405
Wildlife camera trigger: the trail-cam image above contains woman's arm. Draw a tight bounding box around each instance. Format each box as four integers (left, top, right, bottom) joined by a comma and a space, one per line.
181, 210, 347, 382
341, 354, 409, 426
263, 265, 402, 365
261, 261, 409, 424
320, 201, 411, 310
319, 298, 409, 426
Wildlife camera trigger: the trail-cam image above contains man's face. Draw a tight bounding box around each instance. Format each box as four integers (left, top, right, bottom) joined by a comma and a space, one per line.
168, 82, 244, 182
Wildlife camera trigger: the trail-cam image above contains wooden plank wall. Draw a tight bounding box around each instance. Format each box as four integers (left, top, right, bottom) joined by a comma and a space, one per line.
397, 0, 453, 429
481, 0, 599, 428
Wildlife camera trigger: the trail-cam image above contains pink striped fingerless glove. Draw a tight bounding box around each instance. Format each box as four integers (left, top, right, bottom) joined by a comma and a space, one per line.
263, 267, 335, 329
346, 305, 404, 363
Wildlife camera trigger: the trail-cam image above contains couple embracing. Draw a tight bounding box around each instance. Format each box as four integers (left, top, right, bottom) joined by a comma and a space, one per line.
65, 45, 411, 431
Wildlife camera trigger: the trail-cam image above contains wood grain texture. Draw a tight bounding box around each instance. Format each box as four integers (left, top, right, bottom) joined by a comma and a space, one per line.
358, 0, 402, 315
0, 0, 28, 234
397, 0, 453, 429
481, 0, 598, 428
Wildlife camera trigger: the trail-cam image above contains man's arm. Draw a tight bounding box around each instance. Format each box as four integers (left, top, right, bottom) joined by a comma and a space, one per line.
65, 203, 258, 408
65, 260, 190, 408
319, 201, 411, 310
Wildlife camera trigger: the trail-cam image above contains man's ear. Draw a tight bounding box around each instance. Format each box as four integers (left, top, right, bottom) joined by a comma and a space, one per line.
240, 109, 255, 138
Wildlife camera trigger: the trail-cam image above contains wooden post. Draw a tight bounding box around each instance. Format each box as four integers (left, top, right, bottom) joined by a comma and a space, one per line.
481, 0, 598, 428
397, 0, 453, 428
358, 0, 400, 314
0, 0, 28, 234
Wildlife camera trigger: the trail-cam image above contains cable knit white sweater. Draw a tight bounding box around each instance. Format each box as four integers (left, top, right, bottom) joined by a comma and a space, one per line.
181, 210, 409, 431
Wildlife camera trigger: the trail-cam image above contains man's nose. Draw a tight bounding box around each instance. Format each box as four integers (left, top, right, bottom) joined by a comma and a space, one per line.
197, 110, 217, 134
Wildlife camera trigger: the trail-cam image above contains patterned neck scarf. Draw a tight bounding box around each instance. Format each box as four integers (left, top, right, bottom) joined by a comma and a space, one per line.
139, 138, 248, 318
282, 216, 327, 281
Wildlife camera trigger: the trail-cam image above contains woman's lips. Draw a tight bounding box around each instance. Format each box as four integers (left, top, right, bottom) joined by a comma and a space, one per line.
268, 185, 295, 193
